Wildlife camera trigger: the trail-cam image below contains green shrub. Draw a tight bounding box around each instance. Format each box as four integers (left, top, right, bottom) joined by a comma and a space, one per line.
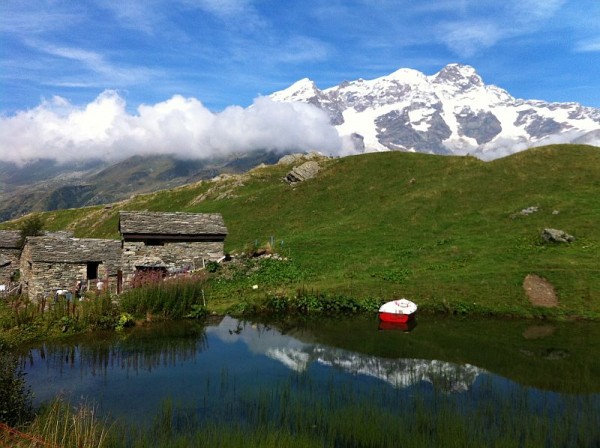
17, 215, 45, 248
115, 313, 134, 331
0, 346, 34, 427
186, 304, 208, 319
205, 261, 220, 273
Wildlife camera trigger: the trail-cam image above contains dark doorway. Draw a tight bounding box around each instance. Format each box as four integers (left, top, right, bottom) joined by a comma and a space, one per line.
87, 262, 100, 280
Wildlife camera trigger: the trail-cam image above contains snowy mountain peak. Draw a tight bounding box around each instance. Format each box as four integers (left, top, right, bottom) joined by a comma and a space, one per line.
270, 78, 320, 102
270, 64, 600, 159
432, 63, 481, 85
386, 67, 428, 84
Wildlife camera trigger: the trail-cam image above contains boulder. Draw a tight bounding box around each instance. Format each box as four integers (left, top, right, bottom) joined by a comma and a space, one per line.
277, 153, 306, 165
541, 228, 575, 243
278, 152, 325, 166
285, 161, 320, 183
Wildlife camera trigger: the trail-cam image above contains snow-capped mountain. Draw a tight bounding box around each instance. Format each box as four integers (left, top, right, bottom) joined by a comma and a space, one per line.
270, 64, 600, 159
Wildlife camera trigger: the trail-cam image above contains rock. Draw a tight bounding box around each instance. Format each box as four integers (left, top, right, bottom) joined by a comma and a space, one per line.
277, 152, 324, 165
541, 228, 575, 243
520, 206, 538, 215
277, 153, 306, 165
523, 274, 558, 307
285, 161, 320, 183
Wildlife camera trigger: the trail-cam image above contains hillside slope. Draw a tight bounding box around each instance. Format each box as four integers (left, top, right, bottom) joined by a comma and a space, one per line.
4, 144, 599, 317
0, 151, 283, 221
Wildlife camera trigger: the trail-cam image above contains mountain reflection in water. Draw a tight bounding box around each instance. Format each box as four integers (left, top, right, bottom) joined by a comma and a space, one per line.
210, 316, 483, 392
18, 315, 600, 423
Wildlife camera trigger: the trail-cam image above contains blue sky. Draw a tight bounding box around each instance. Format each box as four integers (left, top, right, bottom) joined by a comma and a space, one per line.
2, 0, 599, 114
1, 1, 599, 165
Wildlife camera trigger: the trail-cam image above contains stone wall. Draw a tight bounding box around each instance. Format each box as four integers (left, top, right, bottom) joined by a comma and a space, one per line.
122, 241, 224, 284
0, 248, 20, 285
0, 230, 21, 286
20, 237, 122, 300
20, 260, 117, 300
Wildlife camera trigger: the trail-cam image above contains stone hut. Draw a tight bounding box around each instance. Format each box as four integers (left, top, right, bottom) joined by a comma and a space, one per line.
0, 230, 21, 286
119, 211, 228, 284
20, 235, 122, 300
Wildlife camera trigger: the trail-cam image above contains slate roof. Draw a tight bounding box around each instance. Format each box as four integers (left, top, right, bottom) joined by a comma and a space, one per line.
119, 212, 228, 236
24, 237, 121, 263
0, 231, 21, 249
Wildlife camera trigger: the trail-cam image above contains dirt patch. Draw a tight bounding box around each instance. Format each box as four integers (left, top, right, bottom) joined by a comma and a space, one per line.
523, 274, 559, 307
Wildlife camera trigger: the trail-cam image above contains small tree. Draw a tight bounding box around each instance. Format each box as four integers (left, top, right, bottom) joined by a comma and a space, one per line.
18, 215, 45, 249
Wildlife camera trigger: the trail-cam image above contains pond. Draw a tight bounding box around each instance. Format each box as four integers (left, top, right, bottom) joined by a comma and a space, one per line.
19, 315, 600, 445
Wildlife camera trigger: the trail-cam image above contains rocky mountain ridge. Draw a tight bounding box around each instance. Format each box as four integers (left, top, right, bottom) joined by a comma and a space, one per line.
271, 64, 600, 159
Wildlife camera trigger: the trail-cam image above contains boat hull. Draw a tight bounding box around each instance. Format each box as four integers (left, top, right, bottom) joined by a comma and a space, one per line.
378, 311, 415, 324
378, 299, 418, 324
378, 319, 417, 332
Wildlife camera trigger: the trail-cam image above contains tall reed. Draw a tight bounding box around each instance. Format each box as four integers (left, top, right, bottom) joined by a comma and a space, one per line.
26, 400, 109, 448
119, 275, 207, 319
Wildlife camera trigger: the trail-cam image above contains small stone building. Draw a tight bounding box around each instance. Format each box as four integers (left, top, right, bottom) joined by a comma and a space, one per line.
20, 236, 122, 300
0, 230, 21, 286
119, 211, 228, 284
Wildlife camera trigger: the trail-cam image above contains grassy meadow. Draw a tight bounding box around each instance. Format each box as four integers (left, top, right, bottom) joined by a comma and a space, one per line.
2, 144, 599, 319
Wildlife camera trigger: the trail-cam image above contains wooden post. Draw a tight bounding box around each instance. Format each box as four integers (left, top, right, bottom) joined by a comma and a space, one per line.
117, 270, 123, 294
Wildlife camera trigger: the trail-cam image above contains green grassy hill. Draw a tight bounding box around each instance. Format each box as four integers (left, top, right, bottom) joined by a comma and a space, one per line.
4, 144, 599, 318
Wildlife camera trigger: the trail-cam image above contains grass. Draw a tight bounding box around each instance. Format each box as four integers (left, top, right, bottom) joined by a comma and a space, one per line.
9, 372, 599, 447
119, 274, 209, 319
2, 144, 599, 319
5, 310, 600, 447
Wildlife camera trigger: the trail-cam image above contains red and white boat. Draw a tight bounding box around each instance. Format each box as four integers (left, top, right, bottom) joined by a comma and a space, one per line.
378, 299, 417, 324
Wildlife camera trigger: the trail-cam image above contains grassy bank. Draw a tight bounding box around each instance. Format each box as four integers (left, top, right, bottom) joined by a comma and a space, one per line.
5, 376, 599, 448
2, 144, 599, 319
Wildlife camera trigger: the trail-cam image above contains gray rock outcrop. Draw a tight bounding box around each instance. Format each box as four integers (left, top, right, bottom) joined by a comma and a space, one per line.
541, 228, 575, 243
277, 152, 324, 165
520, 206, 538, 215
285, 161, 320, 183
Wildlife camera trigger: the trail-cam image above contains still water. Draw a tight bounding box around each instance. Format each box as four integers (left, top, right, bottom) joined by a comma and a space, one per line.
19, 315, 600, 430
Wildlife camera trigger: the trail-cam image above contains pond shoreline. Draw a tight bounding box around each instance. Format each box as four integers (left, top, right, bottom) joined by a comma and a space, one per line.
10, 313, 600, 447
2, 300, 598, 349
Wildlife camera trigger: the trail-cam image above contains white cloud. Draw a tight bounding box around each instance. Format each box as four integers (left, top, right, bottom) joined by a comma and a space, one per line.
575, 37, 600, 52
98, 1, 161, 35
27, 41, 157, 86
438, 20, 502, 57
436, 0, 566, 57
0, 92, 348, 165
277, 37, 330, 63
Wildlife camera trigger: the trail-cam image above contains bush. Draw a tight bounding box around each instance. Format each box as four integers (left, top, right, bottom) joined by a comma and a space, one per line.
205, 261, 220, 273
115, 313, 134, 331
0, 346, 34, 427
17, 215, 45, 248
253, 291, 381, 316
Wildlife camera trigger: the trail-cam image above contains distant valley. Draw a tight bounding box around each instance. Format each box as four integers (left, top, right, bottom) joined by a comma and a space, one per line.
0, 152, 282, 221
